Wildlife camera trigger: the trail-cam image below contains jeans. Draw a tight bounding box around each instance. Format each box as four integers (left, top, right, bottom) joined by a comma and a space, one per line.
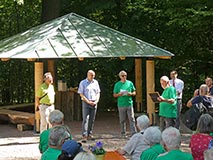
118, 106, 137, 135
82, 101, 97, 136
160, 116, 176, 131
39, 104, 55, 133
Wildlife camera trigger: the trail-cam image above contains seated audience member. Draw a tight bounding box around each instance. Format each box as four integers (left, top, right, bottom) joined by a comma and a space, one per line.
58, 140, 83, 160
156, 127, 193, 160
187, 84, 213, 109
41, 125, 72, 160
39, 110, 71, 153
190, 114, 213, 160
117, 115, 150, 160
73, 151, 96, 160
140, 126, 165, 160
205, 77, 213, 96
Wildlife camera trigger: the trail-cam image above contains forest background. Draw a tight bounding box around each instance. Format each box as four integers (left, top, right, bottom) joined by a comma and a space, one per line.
0, 0, 212, 113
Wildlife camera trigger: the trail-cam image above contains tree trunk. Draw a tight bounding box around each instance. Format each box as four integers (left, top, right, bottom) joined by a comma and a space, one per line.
41, 0, 61, 23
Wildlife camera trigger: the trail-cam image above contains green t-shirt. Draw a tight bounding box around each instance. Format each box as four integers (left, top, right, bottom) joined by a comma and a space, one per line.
113, 80, 136, 107
41, 147, 61, 160
159, 86, 177, 118
39, 128, 72, 153
140, 144, 165, 160
36, 83, 55, 104
39, 129, 50, 153
156, 150, 193, 160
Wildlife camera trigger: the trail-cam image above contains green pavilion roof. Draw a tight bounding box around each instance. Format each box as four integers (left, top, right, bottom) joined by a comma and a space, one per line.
0, 13, 174, 59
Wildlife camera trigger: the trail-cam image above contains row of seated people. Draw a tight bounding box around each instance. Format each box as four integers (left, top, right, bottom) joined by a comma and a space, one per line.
117, 114, 213, 160
39, 109, 213, 160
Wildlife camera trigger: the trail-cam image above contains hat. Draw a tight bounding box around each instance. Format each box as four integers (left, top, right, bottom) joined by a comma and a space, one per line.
62, 140, 83, 158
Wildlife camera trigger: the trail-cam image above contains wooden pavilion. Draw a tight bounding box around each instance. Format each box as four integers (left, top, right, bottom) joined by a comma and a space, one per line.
0, 13, 174, 132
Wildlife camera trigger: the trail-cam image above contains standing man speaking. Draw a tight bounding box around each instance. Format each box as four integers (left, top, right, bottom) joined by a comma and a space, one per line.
78, 70, 100, 141
113, 70, 137, 137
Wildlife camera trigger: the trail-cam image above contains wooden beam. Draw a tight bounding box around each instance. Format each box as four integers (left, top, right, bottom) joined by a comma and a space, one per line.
0, 109, 34, 126
35, 62, 44, 132
135, 58, 142, 112
146, 60, 155, 125
0, 103, 34, 110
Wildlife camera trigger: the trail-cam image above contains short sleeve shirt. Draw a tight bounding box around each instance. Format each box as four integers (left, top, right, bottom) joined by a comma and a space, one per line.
191, 96, 213, 108
140, 144, 165, 160
78, 78, 100, 101
123, 132, 149, 160
113, 80, 136, 107
156, 150, 193, 160
41, 147, 61, 160
159, 86, 177, 118
190, 133, 212, 160
36, 83, 55, 104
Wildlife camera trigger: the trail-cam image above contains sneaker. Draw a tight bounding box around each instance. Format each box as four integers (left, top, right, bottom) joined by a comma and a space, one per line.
121, 134, 128, 139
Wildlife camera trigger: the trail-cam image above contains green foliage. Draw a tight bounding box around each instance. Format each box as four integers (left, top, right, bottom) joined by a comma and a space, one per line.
0, 0, 212, 110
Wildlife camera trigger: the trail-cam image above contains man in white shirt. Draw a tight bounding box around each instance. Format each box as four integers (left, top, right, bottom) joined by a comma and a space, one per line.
170, 70, 184, 129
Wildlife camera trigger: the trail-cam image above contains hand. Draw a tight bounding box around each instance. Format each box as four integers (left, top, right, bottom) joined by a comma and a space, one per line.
157, 96, 164, 102
89, 100, 96, 107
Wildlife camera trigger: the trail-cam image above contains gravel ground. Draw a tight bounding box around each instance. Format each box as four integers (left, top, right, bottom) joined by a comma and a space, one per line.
0, 112, 192, 160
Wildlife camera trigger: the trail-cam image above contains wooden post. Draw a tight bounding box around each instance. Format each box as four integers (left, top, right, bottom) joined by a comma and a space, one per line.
146, 60, 155, 125
35, 62, 44, 132
135, 58, 142, 112
47, 60, 55, 83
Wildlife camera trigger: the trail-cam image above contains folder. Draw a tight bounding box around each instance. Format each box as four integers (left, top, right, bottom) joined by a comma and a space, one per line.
149, 92, 161, 103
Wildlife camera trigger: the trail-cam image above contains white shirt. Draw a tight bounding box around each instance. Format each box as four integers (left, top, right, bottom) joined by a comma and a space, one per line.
169, 78, 184, 99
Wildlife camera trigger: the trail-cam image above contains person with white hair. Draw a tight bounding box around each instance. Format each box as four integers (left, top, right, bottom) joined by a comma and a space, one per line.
113, 70, 137, 137
205, 77, 213, 96
117, 115, 150, 160
78, 70, 101, 142
39, 109, 72, 153
156, 127, 193, 160
36, 72, 55, 133
41, 125, 72, 160
187, 84, 213, 109
140, 126, 165, 160
157, 76, 177, 131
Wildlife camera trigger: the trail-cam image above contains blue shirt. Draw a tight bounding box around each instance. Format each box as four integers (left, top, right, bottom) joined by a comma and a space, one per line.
78, 78, 100, 101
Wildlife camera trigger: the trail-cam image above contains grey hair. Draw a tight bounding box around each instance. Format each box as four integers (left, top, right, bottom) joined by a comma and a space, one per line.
160, 76, 169, 82
199, 84, 209, 95
49, 110, 64, 125
49, 125, 70, 147
118, 70, 127, 77
73, 151, 96, 160
136, 115, 150, 130
161, 127, 181, 149
196, 113, 213, 134
144, 126, 161, 145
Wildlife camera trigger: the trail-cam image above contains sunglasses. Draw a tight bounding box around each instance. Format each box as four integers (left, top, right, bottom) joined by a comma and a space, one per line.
121, 75, 127, 77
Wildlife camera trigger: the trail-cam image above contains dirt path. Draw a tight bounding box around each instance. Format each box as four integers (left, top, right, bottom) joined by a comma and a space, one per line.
0, 112, 192, 160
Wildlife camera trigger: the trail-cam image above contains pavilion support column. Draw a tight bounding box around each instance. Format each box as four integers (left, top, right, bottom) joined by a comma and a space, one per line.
146, 60, 155, 125
35, 62, 44, 132
47, 60, 55, 86
135, 58, 142, 112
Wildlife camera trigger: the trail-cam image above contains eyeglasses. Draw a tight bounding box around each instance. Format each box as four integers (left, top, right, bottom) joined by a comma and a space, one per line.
121, 75, 127, 77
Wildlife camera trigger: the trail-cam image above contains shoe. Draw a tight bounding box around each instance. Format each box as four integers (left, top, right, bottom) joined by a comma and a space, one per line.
87, 135, 95, 141
81, 135, 87, 143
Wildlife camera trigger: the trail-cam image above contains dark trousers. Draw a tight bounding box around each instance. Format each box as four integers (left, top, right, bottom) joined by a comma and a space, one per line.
175, 99, 182, 129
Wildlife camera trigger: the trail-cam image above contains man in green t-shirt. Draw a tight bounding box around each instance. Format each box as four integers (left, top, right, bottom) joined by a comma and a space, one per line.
113, 70, 137, 137
158, 76, 177, 131
156, 127, 193, 160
